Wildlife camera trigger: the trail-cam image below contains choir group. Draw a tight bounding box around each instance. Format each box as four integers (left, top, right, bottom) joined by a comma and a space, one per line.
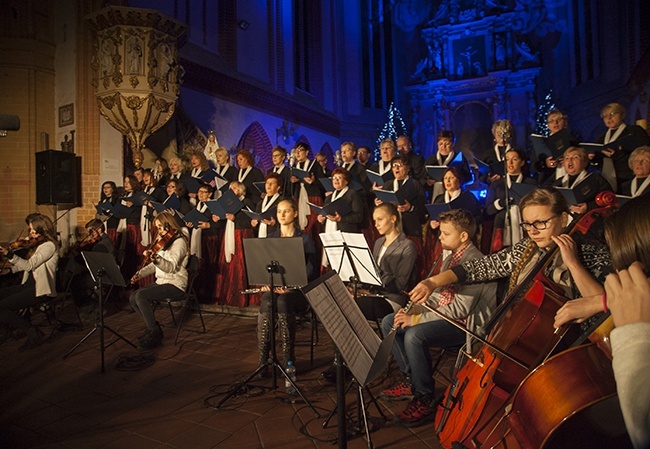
1, 102, 649, 447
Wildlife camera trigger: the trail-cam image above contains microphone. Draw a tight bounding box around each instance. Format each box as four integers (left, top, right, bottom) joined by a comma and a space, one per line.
335, 150, 342, 167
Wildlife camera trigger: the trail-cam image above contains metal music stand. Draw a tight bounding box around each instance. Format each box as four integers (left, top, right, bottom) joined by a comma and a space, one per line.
302, 271, 396, 449
317, 234, 389, 449
210, 237, 319, 417
63, 251, 135, 373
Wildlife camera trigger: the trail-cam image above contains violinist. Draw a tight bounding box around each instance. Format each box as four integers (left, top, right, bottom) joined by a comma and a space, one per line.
0, 214, 59, 350
129, 212, 189, 350
69, 219, 115, 314
381, 209, 497, 427
601, 196, 650, 449
410, 187, 611, 333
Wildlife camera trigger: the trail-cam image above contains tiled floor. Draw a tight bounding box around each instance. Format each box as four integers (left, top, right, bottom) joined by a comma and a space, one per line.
0, 302, 451, 449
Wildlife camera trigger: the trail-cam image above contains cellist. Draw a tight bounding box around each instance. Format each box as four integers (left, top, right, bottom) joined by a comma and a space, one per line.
129, 211, 189, 350
409, 187, 612, 444
601, 197, 650, 449
410, 187, 610, 309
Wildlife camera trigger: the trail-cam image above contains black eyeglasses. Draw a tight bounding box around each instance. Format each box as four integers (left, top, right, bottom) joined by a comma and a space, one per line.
520, 216, 557, 231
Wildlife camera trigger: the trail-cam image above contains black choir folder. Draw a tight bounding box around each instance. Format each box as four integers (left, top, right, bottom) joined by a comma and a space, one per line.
301, 271, 396, 387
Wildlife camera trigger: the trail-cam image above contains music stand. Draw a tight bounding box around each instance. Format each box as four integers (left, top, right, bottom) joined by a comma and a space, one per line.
210, 237, 319, 417
302, 271, 396, 449
63, 251, 135, 373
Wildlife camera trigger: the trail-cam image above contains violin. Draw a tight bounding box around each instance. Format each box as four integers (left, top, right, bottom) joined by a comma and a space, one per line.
130, 228, 178, 285
2, 235, 46, 252
434, 192, 619, 449
68, 232, 101, 257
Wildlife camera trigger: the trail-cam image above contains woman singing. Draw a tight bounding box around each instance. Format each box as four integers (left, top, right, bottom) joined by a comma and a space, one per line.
129, 211, 189, 350
257, 198, 315, 375
485, 148, 537, 252
0, 214, 59, 350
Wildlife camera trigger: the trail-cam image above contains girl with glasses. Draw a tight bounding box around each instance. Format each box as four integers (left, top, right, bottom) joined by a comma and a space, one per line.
410, 187, 611, 338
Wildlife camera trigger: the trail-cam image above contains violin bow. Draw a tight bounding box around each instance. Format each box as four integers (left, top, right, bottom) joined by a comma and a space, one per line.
417, 301, 529, 370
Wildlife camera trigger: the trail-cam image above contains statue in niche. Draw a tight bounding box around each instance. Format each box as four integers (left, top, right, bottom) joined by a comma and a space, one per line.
100, 40, 113, 77
457, 62, 464, 77
473, 61, 485, 76
514, 41, 540, 68
460, 46, 478, 69
495, 34, 506, 67
410, 37, 443, 82
204, 131, 219, 168
127, 36, 143, 75
61, 130, 75, 153
159, 43, 174, 82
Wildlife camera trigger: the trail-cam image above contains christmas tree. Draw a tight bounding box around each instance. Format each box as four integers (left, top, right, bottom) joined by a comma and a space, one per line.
535, 90, 556, 136
375, 102, 409, 159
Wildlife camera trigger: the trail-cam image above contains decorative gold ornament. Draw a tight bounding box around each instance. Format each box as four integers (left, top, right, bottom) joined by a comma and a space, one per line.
87, 6, 187, 168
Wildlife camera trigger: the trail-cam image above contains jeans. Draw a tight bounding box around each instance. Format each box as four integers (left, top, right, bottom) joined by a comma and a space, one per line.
382, 312, 466, 396
129, 283, 184, 329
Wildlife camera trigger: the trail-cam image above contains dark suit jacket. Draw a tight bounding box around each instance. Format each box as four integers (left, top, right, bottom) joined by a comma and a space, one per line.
403, 151, 426, 183
553, 171, 613, 211
369, 233, 417, 307
432, 190, 482, 220
238, 167, 265, 208
323, 188, 364, 233
291, 160, 325, 199
486, 176, 537, 226
596, 124, 650, 182
369, 161, 396, 184
267, 165, 292, 197
619, 177, 650, 197
253, 194, 282, 236
383, 178, 426, 237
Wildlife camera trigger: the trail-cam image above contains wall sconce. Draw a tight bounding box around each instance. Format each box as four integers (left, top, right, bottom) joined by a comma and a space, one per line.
276, 120, 298, 144
238, 20, 249, 31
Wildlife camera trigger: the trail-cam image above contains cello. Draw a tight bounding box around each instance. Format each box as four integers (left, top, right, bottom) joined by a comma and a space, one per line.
503, 315, 633, 449
434, 192, 618, 448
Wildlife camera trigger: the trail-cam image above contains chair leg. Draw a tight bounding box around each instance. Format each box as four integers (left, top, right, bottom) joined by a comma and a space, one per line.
167, 302, 177, 327
173, 295, 205, 345
310, 310, 318, 365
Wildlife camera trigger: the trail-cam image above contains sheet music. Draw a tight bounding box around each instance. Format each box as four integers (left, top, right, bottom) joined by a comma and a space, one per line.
302, 272, 385, 385
319, 231, 382, 286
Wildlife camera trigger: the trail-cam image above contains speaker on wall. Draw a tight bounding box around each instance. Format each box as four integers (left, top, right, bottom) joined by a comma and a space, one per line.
36, 150, 82, 206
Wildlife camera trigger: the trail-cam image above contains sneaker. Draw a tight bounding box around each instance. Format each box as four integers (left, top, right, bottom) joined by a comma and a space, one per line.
380, 380, 414, 401
393, 396, 436, 427
137, 323, 163, 350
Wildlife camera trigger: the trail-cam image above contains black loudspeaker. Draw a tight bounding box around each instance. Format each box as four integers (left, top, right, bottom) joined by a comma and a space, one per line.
36, 150, 82, 206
